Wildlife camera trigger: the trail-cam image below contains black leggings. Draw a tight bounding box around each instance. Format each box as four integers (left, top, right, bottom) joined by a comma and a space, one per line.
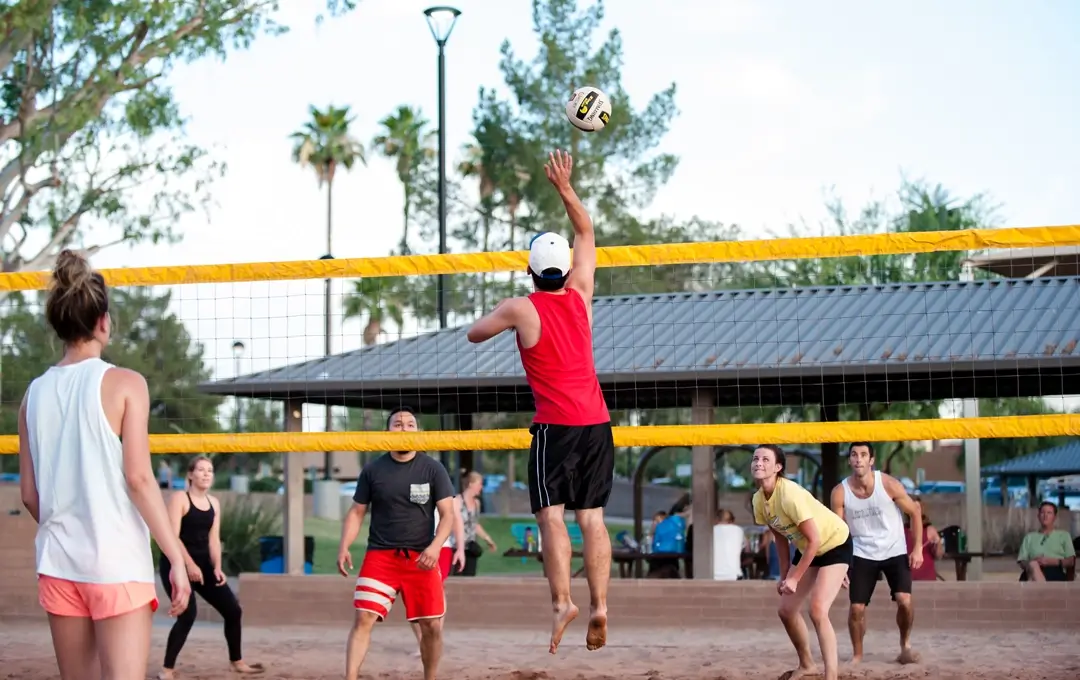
160, 558, 244, 668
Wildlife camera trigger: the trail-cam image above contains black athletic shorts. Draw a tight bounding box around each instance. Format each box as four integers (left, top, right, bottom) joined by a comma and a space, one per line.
527, 421, 615, 514
793, 535, 854, 569
848, 554, 912, 605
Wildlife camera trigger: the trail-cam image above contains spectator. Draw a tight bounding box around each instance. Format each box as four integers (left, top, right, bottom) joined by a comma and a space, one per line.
158, 459, 173, 489
648, 494, 690, 578
1018, 502, 1076, 582
904, 497, 942, 581
712, 509, 745, 580
450, 472, 497, 577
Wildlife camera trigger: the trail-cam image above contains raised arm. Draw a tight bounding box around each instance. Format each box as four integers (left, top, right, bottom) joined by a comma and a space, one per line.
544, 150, 595, 302
466, 297, 526, 344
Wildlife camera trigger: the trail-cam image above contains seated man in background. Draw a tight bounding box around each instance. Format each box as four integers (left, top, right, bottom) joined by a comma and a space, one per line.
712, 509, 746, 580
1018, 502, 1076, 581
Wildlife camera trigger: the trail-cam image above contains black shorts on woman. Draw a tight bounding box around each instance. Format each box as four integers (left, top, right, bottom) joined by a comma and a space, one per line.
793, 535, 854, 569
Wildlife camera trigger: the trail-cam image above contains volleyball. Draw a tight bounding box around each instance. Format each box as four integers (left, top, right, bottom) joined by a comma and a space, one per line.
565, 86, 612, 132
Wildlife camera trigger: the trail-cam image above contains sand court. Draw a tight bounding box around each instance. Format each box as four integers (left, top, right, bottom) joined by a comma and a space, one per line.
1, 620, 1079, 680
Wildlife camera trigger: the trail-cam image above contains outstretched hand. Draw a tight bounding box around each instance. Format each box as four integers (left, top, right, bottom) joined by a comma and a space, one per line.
544, 149, 573, 191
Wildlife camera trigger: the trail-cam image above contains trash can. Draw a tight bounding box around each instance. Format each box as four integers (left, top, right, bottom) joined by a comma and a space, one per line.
940, 525, 962, 554
259, 535, 315, 574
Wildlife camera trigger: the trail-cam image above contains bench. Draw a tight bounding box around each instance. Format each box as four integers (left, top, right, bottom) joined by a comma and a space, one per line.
503, 522, 587, 577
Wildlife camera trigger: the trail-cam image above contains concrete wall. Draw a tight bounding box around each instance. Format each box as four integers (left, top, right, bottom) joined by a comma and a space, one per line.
234, 574, 1079, 631
3, 500, 1077, 631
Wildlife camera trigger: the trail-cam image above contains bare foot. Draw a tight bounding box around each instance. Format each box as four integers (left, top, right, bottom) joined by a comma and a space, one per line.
585, 611, 607, 651
157, 671, 175, 680
230, 661, 265, 674
777, 665, 819, 680
897, 647, 920, 664
549, 602, 579, 655
849, 655, 862, 666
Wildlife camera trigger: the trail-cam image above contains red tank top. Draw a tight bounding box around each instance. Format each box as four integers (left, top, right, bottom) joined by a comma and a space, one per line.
517, 289, 609, 426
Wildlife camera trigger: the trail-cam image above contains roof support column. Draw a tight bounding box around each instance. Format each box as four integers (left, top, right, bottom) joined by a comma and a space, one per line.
283, 400, 306, 575
819, 403, 841, 502
961, 397, 984, 580
690, 390, 715, 580
439, 413, 452, 479
458, 413, 474, 491
960, 263, 983, 581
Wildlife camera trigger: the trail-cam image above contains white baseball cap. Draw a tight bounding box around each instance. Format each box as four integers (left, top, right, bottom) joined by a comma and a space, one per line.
528, 231, 572, 279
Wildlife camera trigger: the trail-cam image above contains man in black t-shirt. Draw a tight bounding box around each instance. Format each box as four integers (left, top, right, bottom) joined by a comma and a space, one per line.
336, 407, 456, 680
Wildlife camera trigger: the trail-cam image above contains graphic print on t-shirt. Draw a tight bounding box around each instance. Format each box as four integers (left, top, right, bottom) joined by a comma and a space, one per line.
409, 483, 431, 505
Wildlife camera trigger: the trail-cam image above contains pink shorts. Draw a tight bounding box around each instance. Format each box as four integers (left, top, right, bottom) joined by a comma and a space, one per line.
38, 574, 159, 621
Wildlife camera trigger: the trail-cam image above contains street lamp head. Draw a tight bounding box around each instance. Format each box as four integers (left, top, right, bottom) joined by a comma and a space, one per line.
232, 340, 245, 358
423, 6, 461, 46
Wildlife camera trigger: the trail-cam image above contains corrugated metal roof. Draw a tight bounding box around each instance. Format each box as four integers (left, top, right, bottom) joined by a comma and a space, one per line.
981, 440, 1080, 476
200, 276, 1080, 411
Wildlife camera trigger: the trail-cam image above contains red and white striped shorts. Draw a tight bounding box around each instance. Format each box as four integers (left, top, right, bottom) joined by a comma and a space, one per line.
354, 548, 445, 622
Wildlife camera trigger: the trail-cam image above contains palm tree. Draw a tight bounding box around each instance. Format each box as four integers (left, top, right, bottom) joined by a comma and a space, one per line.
343, 276, 409, 347
290, 104, 366, 481
372, 105, 434, 254
458, 140, 496, 313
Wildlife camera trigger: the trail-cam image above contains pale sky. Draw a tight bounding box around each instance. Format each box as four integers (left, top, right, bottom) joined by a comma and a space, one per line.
77, 0, 1080, 425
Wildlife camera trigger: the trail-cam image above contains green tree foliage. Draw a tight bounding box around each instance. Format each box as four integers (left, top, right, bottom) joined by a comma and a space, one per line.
468, 0, 740, 299
342, 0, 1061, 481
0, 286, 221, 447
0, 0, 357, 278
372, 105, 435, 255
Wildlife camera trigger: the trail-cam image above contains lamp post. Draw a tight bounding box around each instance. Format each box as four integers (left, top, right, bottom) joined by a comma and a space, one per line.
424, 5, 461, 477
231, 340, 245, 433
423, 5, 460, 331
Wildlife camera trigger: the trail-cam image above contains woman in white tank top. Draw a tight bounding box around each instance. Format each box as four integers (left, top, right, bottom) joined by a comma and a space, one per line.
17, 250, 191, 680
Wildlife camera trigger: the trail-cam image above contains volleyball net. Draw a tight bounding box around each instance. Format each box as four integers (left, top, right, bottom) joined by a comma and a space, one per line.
1, 224, 1079, 481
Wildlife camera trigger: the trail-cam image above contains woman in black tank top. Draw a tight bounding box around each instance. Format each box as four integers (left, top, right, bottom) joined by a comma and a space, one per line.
157, 457, 264, 678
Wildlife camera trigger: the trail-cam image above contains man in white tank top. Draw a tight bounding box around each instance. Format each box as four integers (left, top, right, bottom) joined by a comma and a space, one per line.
830, 442, 923, 666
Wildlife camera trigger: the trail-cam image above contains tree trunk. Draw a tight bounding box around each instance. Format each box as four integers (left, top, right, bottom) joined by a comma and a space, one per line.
401, 184, 410, 254
480, 204, 492, 313
362, 316, 381, 346
508, 200, 519, 296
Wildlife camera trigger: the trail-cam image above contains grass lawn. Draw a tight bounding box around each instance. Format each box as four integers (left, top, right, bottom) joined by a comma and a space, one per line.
304, 515, 633, 577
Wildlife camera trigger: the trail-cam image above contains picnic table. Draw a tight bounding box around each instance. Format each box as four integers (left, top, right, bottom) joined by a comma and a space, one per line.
611, 549, 690, 578
501, 522, 587, 577
943, 551, 1008, 581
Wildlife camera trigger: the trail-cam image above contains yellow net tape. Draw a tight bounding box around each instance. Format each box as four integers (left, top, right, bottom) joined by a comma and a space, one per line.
0, 414, 1076, 454
1, 224, 1078, 290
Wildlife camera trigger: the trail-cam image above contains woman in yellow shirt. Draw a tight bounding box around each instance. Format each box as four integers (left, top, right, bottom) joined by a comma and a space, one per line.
752, 445, 852, 680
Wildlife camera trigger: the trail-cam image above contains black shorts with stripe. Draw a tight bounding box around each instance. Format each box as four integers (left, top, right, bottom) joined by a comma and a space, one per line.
527, 422, 615, 515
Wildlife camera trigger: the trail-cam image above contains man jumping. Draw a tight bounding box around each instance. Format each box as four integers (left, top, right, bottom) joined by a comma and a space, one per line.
336, 407, 457, 680
466, 149, 613, 655
830, 442, 923, 666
